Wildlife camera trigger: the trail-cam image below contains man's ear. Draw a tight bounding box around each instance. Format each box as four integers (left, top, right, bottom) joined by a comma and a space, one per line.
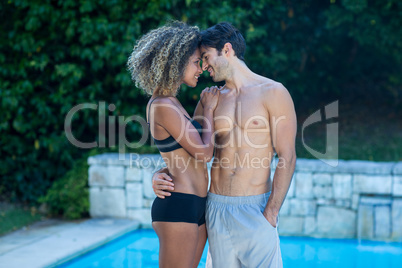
222, 43, 233, 56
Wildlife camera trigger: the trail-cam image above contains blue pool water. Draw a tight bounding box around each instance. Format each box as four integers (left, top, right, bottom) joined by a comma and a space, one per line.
59, 229, 402, 268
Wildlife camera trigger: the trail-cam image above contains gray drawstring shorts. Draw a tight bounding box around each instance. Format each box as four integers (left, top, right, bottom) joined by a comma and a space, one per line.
205, 192, 282, 268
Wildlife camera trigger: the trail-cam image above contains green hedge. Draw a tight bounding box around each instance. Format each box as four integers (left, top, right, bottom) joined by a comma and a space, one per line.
38, 157, 89, 220
1, 0, 401, 205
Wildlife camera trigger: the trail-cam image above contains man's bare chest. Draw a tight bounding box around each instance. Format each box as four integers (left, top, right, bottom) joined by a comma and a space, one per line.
213, 95, 270, 133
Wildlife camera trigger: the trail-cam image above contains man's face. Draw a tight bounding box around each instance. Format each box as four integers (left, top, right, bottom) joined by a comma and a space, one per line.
200, 46, 229, 82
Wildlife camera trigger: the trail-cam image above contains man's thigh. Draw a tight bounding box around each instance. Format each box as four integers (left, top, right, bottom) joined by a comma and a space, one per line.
205, 192, 282, 268
228, 204, 282, 268
205, 200, 242, 268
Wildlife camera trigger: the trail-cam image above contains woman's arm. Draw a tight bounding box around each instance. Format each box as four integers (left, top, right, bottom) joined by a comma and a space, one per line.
152, 87, 219, 161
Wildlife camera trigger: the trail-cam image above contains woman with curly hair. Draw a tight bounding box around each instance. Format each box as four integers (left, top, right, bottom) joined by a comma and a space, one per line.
127, 21, 219, 267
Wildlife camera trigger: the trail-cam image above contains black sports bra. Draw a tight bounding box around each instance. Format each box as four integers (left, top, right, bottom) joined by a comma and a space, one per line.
147, 97, 203, 153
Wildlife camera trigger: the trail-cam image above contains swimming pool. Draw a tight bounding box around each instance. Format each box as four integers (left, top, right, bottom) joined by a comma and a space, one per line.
59, 229, 402, 268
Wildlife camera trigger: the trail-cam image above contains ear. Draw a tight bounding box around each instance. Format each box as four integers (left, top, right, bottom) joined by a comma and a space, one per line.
222, 43, 233, 57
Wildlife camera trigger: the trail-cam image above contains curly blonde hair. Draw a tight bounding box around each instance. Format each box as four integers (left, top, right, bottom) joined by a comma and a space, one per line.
127, 21, 201, 96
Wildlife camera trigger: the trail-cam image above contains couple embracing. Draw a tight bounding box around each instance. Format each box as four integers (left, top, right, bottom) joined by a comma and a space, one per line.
127, 21, 296, 268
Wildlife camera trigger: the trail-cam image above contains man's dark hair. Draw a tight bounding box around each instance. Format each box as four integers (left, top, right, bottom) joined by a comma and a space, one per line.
200, 22, 246, 61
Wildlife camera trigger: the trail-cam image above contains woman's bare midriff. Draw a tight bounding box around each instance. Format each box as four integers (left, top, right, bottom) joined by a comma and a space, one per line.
160, 149, 208, 197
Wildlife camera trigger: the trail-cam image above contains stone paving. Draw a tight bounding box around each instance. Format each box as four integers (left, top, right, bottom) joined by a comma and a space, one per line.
0, 218, 139, 268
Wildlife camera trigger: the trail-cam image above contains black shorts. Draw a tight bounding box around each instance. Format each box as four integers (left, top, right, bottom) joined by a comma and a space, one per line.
151, 192, 207, 226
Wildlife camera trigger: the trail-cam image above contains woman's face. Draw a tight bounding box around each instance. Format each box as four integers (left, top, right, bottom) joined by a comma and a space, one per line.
182, 48, 203, 87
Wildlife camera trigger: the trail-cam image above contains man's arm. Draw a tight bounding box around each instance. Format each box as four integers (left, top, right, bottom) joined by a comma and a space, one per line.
152, 167, 174, 199
264, 84, 297, 227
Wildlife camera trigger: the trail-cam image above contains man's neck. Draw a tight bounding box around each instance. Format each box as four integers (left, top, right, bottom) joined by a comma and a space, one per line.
224, 59, 260, 92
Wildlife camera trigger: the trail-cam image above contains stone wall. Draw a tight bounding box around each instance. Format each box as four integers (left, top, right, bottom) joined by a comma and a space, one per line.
88, 153, 402, 242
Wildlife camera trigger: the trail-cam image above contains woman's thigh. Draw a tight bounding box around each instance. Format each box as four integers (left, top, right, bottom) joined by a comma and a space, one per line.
153, 222, 200, 268
192, 224, 207, 268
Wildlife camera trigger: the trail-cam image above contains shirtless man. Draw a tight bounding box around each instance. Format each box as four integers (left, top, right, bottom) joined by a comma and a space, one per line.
152, 23, 297, 267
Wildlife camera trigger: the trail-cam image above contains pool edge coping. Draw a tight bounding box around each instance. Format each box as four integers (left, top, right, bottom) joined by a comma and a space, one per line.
46, 219, 141, 268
